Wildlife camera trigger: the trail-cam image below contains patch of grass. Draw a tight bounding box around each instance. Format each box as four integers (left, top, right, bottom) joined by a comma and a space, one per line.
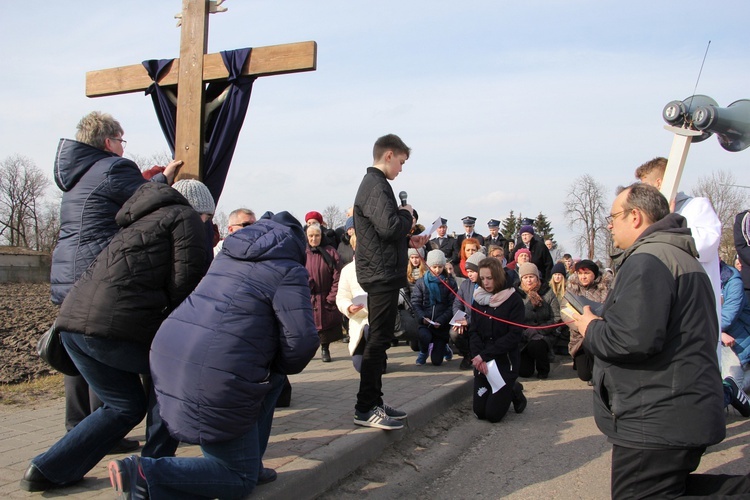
0, 373, 65, 405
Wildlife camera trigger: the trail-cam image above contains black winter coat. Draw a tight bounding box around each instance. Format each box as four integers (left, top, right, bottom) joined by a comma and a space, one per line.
468, 289, 525, 380
354, 167, 413, 292
734, 210, 750, 291
513, 235, 553, 282
516, 283, 561, 343
584, 214, 725, 449
56, 183, 209, 345
430, 236, 459, 265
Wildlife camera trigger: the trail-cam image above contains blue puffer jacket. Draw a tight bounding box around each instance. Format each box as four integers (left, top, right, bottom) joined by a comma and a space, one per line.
150, 212, 320, 445
720, 261, 750, 365
50, 138, 166, 304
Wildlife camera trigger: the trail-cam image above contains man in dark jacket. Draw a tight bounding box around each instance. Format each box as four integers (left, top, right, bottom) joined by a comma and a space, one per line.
353, 134, 429, 430
456, 216, 485, 248
50, 111, 182, 454
735, 210, 750, 303
485, 219, 507, 253
430, 218, 459, 265
512, 225, 553, 282
574, 183, 750, 498
21, 182, 208, 492
108, 212, 319, 499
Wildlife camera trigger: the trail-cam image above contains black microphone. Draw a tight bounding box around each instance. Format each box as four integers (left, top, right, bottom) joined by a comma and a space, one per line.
399, 191, 408, 207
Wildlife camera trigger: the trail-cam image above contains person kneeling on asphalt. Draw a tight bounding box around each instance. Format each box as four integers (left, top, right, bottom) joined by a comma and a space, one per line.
412, 249, 457, 366
108, 211, 320, 500
469, 258, 527, 422
20, 181, 209, 492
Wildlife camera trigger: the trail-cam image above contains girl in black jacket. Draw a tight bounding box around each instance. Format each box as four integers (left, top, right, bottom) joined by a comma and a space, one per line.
469, 258, 527, 422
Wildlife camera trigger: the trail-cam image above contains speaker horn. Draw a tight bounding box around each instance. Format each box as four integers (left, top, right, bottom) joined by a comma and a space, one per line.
662, 95, 718, 143
692, 99, 750, 152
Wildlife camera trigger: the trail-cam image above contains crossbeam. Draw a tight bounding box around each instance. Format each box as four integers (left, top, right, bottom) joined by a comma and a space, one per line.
85, 41, 317, 97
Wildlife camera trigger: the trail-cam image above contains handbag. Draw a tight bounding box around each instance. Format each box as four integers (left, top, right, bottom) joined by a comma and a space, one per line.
37, 322, 80, 376
395, 289, 419, 340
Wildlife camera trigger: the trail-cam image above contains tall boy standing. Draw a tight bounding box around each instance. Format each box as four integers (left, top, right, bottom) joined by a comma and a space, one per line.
353, 134, 428, 430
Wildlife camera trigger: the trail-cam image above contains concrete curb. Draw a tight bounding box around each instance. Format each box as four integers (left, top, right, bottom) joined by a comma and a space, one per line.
256, 375, 473, 499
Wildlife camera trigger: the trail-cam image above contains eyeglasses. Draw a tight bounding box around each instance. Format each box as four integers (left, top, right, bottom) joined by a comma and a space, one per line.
110, 137, 127, 147
605, 209, 629, 225
230, 221, 253, 228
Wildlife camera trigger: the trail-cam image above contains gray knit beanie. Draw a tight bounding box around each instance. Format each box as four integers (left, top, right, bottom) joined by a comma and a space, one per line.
172, 179, 215, 215
465, 251, 486, 272
426, 249, 446, 267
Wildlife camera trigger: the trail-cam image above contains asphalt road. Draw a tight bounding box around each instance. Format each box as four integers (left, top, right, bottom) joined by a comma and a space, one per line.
318, 359, 750, 499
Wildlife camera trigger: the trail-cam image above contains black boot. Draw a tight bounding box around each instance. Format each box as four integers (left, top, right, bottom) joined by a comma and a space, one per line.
512, 381, 527, 414
321, 345, 331, 362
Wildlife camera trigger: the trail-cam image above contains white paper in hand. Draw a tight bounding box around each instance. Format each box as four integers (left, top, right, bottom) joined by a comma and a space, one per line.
485, 359, 506, 393
449, 310, 467, 326
351, 294, 368, 307
419, 216, 444, 237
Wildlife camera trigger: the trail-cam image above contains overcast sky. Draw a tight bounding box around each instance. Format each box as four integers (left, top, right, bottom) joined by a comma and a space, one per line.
2, 1, 749, 258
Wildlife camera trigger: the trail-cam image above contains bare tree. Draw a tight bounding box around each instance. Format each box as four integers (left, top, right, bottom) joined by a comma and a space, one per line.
692, 170, 749, 263
322, 204, 345, 229
128, 150, 174, 172
34, 198, 61, 253
564, 174, 609, 260
213, 211, 229, 239
0, 155, 51, 250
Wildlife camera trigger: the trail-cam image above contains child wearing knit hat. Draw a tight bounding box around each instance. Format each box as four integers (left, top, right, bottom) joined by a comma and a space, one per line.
411, 250, 457, 366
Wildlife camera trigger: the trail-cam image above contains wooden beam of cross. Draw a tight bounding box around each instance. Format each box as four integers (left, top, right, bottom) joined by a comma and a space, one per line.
85, 0, 316, 181
660, 125, 702, 204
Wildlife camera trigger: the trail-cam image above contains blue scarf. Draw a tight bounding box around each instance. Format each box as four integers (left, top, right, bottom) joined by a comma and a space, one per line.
424, 272, 443, 307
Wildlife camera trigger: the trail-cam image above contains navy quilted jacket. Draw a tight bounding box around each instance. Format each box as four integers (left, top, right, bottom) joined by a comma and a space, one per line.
150, 213, 320, 445
50, 138, 167, 304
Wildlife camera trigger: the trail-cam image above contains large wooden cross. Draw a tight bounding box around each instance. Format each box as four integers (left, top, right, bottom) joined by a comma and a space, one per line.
85, 0, 316, 181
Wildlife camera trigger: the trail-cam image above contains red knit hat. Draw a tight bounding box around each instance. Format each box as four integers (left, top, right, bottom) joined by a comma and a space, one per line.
305, 211, 324, 225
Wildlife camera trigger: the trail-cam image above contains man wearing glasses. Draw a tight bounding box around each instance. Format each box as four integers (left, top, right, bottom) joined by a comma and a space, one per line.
50, 111, 182, 457
573, 183, 750, 498
214, 208, 256, 256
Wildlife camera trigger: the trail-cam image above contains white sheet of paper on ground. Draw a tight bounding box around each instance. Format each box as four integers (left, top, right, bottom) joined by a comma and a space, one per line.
485, 359, 506, 393
419, 216, 443, 237
449, 310, 467, 326
351, 294, 368, 307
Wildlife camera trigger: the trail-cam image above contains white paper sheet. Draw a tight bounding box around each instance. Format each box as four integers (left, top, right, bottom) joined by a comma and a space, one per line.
449, 310, 467, 326
485, 359, 506, 393
419, 216, 444, 237
351, 294, 368, 307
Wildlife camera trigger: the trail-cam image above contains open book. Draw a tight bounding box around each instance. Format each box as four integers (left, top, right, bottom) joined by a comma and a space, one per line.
563, 291, 604, 317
